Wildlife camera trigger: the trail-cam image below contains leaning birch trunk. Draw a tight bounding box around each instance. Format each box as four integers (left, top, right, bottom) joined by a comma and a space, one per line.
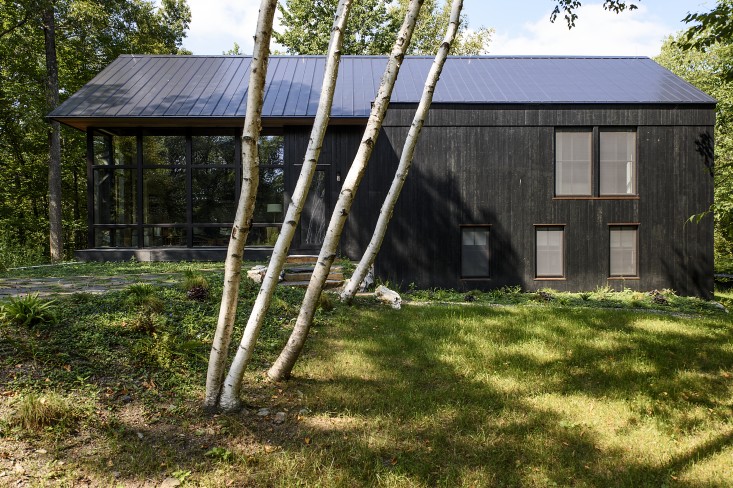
217, 0, 354, 411
203, 0, 278, 411
267, 0, 425, 382
341, 0, 463, 302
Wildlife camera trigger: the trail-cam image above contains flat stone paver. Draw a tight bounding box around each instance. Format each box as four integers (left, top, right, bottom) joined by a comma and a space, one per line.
0, 273, 186, 298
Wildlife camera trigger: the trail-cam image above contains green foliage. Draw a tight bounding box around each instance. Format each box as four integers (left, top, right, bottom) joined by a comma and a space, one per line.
205, 446, 234, 463
656, 34, 733, 260
550, 1, 638, 28
182, 269, 210, 301
0, 230, 48, 271
0, 0, 191, 260
0, 293, 57, 327
678, 0, 733, 80
275, 0, 492, 55
125, 282, 164, 332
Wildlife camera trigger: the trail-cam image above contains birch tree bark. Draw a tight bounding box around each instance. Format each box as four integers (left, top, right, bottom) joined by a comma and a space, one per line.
217, 0, 354, 411
203, 0, 278, 411
42, 4, 62, 263
341, 0, 463, 302
267, 0, 425, 382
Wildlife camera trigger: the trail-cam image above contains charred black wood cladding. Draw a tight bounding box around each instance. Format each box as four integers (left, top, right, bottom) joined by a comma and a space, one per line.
285, 104, 715, 297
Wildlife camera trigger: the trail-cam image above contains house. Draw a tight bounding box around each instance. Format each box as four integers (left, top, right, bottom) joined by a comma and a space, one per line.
49, 55, 716, 297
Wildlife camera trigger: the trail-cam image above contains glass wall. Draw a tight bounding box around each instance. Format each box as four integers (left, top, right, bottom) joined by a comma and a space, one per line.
89, 130, 285, 249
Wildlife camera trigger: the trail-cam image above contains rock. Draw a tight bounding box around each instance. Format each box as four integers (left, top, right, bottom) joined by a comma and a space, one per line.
273, 412, 286, 424
298, 408, 310, 416
159, 477, 181, 488
136, 432, 144, 439
247, 265, 268, 283
359, 265, 375, 292
257, 408, 270, 417
13, 464, 24, 475
120, 394, 132, 403
375, 285, 401, 310
711, 301, 728, 312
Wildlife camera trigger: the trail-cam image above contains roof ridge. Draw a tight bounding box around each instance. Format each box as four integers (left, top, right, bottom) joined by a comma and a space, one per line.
116, 54, 651, 60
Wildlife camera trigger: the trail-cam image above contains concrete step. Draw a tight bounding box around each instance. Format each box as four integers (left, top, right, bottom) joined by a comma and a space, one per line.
282, 280, 344, 289
283, 271, 345, 282
285, 255, 319, 265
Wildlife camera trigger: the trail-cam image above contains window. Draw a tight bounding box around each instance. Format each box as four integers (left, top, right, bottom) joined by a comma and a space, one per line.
250, 136, 285, 246
461, 227, 490, 278
609, 226, 638, 277
555, 131, 592, 196
600, 130, 636, 195
555, 128, 637, 198
536, 226, 564, 278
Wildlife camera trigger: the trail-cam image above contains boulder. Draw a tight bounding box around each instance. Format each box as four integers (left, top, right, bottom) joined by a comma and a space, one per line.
375, 285, 401, 310
247, 265, 268, 283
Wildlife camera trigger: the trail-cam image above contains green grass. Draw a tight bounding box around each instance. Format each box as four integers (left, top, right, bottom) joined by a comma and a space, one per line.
0, 264, 731, 486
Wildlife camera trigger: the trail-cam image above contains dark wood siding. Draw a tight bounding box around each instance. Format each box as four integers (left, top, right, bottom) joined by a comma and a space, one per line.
286, 104, 715, 298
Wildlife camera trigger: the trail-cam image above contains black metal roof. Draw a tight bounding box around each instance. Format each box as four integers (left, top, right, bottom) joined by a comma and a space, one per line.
50, 55, 715, 127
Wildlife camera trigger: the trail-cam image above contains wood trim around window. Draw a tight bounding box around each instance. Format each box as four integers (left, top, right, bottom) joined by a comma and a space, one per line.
460, 225, 492, 280
535, 225, 566, 279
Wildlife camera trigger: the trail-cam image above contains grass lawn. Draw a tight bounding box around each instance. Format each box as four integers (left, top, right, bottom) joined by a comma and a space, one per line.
0, 262, 732, 486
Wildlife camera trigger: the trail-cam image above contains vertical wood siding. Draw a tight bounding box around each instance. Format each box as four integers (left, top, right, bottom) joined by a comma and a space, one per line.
285, 104, 715, 297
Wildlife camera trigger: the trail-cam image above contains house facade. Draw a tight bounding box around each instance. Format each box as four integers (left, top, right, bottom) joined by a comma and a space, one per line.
49, 55, 716, 297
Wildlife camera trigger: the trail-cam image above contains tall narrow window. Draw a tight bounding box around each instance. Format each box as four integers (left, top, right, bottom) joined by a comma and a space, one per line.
610, 226, 638, 277
536, 226, 564, 278
461, 227, 490, 278
600, 130, 636, 195
555, 130, 592, 196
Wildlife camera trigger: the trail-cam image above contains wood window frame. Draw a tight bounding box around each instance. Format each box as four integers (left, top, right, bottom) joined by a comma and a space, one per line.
534, 224, 566, 280
553, 126, 640, 201
460, 224, 491, 280
608, 223, 640, 280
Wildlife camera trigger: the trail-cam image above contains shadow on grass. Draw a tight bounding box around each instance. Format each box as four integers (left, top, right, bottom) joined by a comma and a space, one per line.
286, 305, 733, 486
2, 295, 732, 486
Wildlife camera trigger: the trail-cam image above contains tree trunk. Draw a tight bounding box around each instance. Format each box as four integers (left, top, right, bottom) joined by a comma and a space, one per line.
217, 0, 354, 411
341, 0, 463, 302
203, 0, 278, 411
267, 0, 425, 382
43, 5, 62, 262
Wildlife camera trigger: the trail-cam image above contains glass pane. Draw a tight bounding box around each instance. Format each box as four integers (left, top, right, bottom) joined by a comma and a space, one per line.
193, 227, 231, 246
555, 131, 591, 195
113, 136, 137, 166
192, 135, 235, 165
301, 170, 327, 247
247, 226, 281, 246
93, 135, 112, 166
94, 228, 138, 248
143, 168, 187, 224
259, 135, 284, 166
94, 169, 137, 224
600, 131, 636, 195
143, 227, 186, 247
461, 228, 489, 277
142, 135, 186, 166
536, 228, 564, 277
192, 168, 236, 223
610, 227, 637, 276
254, 167, 285, 223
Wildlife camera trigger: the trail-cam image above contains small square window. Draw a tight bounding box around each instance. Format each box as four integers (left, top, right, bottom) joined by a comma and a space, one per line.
600, 130, 636, 195
555, 131, 592, 196
536, 227, 564, 278
461, 227, 490, 278
610, 226, 638, 277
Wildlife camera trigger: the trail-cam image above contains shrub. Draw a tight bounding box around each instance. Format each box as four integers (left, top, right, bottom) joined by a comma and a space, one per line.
125, 283, 164, 333
12, 392, 79, 431
182, 270, 210, 301
0, 293, 57, 327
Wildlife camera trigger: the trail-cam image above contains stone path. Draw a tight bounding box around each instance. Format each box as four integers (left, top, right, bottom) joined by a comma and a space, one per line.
0, 273, 183, 299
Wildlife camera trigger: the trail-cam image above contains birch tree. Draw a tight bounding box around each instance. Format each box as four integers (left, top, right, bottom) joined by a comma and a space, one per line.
203, 0, 278, 410
341, 0, 462, 302
267, 0, 425, 382
217, 0, 354, 411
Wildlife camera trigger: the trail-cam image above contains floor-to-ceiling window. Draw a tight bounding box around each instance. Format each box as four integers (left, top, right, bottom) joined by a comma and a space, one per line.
89, 129, 285, 248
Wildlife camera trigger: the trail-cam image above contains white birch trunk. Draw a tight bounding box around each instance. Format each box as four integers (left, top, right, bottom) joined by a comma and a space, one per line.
341, 0, 463, 302
218, 0, 354, 411
267, 0, 425, 382
203, 0, 278, 411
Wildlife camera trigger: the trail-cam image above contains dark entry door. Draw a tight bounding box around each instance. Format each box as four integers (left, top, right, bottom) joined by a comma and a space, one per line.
300, 169, 328, 249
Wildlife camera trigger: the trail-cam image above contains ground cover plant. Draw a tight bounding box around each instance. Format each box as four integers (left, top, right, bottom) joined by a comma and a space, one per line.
0, 262, 731, 486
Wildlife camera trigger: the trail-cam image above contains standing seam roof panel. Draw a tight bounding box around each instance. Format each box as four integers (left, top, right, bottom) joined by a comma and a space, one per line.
213, 58, 249, 116
173, 57, 225, 116
189, 57, 238, 116
61, 56, 135, 116
117, 57, 181, 116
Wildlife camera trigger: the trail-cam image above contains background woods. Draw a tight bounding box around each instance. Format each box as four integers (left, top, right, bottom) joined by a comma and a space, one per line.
0, 0, 190, 267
